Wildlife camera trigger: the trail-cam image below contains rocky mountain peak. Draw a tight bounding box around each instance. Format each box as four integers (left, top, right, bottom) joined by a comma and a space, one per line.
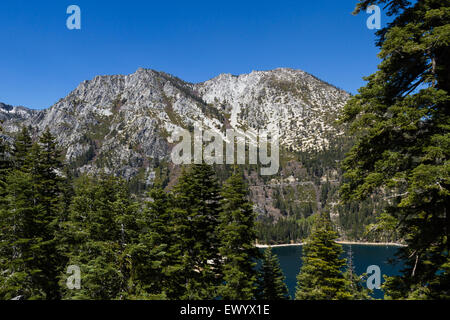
0, 102, 36, 126
1, 68, 350, 178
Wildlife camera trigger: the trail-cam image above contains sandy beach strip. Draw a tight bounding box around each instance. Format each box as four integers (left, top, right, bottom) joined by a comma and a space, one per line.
255, 241, 406, 248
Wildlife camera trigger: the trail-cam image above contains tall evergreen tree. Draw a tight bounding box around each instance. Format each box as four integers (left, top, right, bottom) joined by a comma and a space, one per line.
127, 184, 182, 299
0, 126, 33, 299
341, 0, 450, 299
33, 129, 66, 299
218, 170, 260, 300
172, 164, 222, 299
0, 122, 11, 181
295, 212, 352, 300
0, 128, 66, 299
0, 168, 39, 299
61, 174, 139, 299
343, 246, 371, 300
257, 247, 290, 300
0, 122, 11, 210
12, 126, 33, 170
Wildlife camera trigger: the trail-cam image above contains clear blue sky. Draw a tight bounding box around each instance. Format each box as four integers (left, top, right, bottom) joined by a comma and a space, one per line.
0, 0, 390, 109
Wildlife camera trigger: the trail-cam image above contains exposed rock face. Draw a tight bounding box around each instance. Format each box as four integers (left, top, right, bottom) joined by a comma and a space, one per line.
195, 68, 348, 151
0, 102, 36, 124
2, 67, 349, 175
1, 68, 351, 221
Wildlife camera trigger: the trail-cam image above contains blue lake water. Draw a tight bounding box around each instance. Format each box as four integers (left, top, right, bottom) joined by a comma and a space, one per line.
266, 244, 404, 299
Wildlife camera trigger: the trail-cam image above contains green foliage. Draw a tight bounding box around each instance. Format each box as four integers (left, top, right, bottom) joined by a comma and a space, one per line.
0, 121, 401, 300
295, 212, 352, 300
61, 174, 139, 299
341, 0, 450, 299
218, 170, 260, 299
127, 184, 183, 299
364, 211, 400, 243
257, 247, 290, 300
0, 127, 66, 299
256, 215, 315, 245
1, 135, 272, 301
12, 126, 33, 170
0, 122, 12, 202
343, 246, 372, 300
171, 164, 223, 299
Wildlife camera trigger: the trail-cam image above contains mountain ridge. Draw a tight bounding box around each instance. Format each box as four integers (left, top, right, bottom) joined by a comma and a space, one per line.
1, 67, 350, 169
0, 67, 374, 242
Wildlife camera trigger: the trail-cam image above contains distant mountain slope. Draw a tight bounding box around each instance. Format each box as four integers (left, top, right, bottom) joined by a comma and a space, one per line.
2, 68, 385, 243
2, 68, 349, 174
0, 102, 36, 122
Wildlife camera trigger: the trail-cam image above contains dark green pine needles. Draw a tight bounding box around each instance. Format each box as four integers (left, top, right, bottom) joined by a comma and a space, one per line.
295, 212, 352, 300
218, 170, 260, 300
258, 247, 290, 300
0, 128, 67, 299
342, 0, 450, 299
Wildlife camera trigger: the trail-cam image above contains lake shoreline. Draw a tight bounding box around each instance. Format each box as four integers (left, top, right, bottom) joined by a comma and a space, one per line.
255, 241, 406, 248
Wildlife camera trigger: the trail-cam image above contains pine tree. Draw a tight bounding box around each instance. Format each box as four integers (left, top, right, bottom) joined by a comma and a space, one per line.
257, 247, 290, 300
61, 174, 139, 299
0, 128, 68, 299
172, 164, 222, 299
33, 129, 67, 299
0, 122, 12, 181
0, 126, 33, 299
0, 169, 40, 299
29, 128, 66, 299
343, 246, 371, 300
295, 212, 352, 300
12, 126, 33, 170
0, 122, 12, 212
127, 184, 182, 299
218, 170, 260, 300
341, 0, 450, 299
